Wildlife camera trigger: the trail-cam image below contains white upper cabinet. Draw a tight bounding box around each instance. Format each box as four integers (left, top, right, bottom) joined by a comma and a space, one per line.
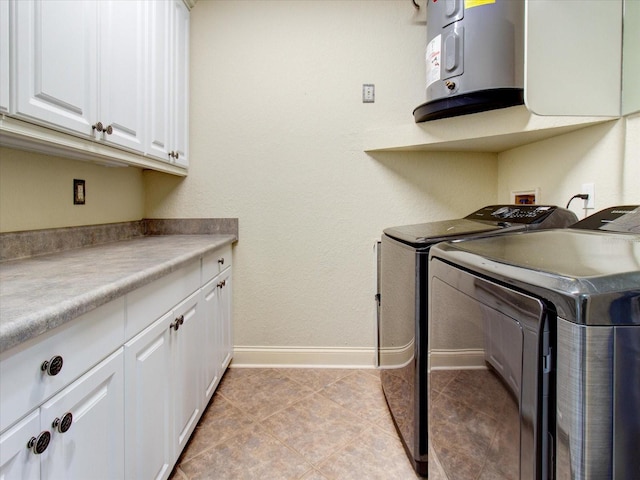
2, 0, 190, 174
146, 0, 189, 167
97, 0, 146, 152
1, 0, 10, 114
14, 0, 145, 151
14, 0, 98, 135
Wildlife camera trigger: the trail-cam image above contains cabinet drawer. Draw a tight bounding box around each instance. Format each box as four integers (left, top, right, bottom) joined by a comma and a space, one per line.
0, 298, 125, 433
126, 261, 200, 340
202, 244, 232, 284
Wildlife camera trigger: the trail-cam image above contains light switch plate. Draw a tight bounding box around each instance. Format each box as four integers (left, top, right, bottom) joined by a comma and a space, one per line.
363, 84, 375, 103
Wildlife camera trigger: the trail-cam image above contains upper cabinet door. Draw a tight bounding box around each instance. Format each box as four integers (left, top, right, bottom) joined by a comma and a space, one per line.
146, 0, 172, 162
146, 0, 189, 167
14, 0, 97, 134
171, 0, 189, 168
1, 0, 10, 114
98, 0, 146, 152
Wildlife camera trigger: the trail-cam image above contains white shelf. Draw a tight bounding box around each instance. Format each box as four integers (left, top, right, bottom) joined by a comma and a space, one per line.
363, 106, 617, 153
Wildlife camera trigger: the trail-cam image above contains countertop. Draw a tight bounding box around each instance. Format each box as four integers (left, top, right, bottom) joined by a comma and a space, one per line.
0, 234, 236, 354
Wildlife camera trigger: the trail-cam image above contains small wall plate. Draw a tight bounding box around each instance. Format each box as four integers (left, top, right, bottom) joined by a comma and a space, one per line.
511, 188, 539, 205
74, 179, 86, 205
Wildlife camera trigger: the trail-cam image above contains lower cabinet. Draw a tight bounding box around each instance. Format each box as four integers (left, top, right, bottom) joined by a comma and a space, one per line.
124, 290, 202, 480
0, 243, 233, 480
0, 349, 124, 480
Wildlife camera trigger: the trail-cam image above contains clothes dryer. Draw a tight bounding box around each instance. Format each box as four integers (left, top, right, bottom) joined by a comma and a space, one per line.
427, 205, 640, 480
378, 204, 577, 476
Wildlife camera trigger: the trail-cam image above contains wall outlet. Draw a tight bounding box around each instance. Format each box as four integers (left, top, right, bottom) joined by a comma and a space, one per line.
581, 182, 595, 209
74, 179, 86, 205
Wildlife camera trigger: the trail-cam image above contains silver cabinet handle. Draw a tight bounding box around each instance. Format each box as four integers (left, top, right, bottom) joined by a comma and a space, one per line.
41, 355, 63, 376
52, 412, 73, 433
27, 431, 51, 454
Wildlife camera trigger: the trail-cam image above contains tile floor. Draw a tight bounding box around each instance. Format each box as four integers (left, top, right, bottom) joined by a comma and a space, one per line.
169, 367, 422, 480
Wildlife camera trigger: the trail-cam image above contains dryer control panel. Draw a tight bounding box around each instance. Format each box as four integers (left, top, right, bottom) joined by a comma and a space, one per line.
465, 205, 573, 226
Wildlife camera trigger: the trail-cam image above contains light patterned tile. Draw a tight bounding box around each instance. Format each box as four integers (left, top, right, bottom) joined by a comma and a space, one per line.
279, 368, 356, 391
319, 370, 388, 424
179, 423, 312, 480
180, 394, 255, 462
262, 393, 367, 465
168, 466, 188, 480
300, 469, 331, 480
217, 369, 315, 421
316, 426, 419, 480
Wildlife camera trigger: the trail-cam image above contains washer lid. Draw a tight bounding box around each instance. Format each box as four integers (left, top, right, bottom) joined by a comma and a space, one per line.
431, 229, 640, 325
571, 205, 639, 232
383, 219, 503, 247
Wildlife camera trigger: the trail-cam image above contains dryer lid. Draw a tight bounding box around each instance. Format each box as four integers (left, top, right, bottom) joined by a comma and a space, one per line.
383, 218, 502, 247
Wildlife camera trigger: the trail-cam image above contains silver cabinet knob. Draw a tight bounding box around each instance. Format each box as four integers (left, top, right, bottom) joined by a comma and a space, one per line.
92, 122, 113, 135
41, 355, 63, 376
52, 412, 73, 433
170, 315, 185, 331
27, 431, 51, 454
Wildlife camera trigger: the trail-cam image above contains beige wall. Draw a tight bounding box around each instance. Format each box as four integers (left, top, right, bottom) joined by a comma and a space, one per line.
0, 147, 145, 232
497, 113, 640, 217
144, 0, 498, 364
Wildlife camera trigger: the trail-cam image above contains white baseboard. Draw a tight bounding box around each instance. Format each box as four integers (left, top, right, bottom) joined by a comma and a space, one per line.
231, 345, 377, 369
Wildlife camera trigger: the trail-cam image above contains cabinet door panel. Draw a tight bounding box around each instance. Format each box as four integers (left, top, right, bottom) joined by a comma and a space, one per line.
124, 311, 173, 480
1, 0, 10, 114
0, 411, 41, 480
99, 0, 145, 152
172, 291, 201, 454
219, 269, 233, 372
146, 0, 171, 162
14, 0, 97, 134
202, 278, 221, 403
171, 0, 189, 168
39, 349, 124, 480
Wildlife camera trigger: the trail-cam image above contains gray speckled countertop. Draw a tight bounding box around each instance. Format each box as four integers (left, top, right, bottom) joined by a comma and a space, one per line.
0, 234, 236, 354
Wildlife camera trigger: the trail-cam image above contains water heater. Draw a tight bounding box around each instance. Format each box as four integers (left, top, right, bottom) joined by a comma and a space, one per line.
413, 0, 524, 123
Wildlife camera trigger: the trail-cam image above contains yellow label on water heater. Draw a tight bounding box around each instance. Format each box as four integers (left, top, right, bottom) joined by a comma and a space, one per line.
465, 0, 496, 9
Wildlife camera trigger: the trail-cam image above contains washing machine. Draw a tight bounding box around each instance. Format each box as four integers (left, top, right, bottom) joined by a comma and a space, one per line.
377, 204, 577, 476
427, 205, 640, 480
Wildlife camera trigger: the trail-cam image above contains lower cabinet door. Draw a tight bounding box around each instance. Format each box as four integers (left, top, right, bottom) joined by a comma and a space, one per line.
39, 349, 124, 480
218, 269, 233, 373
0, 411, 42, 480
124, 310, 174, 480
202, 277, 221, 403
172, 291, 202, 455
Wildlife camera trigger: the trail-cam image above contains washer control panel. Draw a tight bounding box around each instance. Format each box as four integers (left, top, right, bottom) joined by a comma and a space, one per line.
465, 205, 556, 224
